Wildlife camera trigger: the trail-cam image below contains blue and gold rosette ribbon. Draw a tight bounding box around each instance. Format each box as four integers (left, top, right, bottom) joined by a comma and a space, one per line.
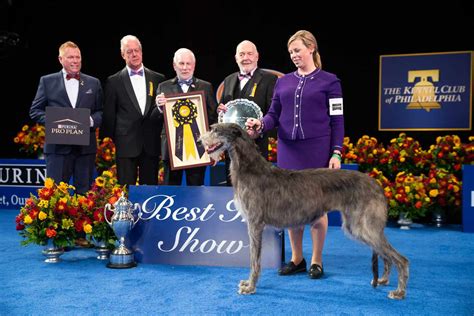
172, 98, 205, 161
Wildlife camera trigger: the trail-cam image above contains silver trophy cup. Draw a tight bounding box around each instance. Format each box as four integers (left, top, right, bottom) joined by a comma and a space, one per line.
104, 192, 140, 268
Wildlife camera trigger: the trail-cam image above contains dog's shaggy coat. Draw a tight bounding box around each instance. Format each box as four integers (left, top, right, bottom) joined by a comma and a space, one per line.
199, 123, 409, 299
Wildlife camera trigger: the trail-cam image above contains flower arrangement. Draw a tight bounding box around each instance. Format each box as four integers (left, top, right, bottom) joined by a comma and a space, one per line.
377, 133, 428, 179
16, 178, 86, 248
268, 137, 277, 162
13, 123, 45, 156
428, 135, 469, 179
386, 172, 431, 220
80, 169, 125, 248
424, 168, 462, 212
96, 136, 116, 174
342, 135, 386, 173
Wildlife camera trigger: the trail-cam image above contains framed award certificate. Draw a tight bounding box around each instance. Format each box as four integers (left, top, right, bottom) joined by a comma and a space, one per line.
162, 91, 212, 170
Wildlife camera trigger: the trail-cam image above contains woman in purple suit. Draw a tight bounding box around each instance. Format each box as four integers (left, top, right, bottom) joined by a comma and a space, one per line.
246, 30, 344, 279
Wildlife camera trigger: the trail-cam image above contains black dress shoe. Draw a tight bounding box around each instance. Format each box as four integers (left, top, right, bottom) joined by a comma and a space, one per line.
308, 263, 324, 279
278, 258, 307, 275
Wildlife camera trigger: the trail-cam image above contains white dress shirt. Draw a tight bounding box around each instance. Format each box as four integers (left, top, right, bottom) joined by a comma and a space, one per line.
127, 66, 147, 115
63, 69, 79, 108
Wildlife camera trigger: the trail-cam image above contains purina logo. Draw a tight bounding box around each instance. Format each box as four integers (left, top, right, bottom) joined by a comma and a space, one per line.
51, 118, 84, 135
54, 118, 82, 129
0, 163, 46, 187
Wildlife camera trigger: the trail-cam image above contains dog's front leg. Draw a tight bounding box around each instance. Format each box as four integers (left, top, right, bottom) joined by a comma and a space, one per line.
238, 221, 264, 295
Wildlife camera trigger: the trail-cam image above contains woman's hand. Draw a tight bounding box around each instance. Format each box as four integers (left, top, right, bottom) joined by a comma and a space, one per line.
245, 118, 262, 139
217, 103, 227, 114
328, 151, 342, 169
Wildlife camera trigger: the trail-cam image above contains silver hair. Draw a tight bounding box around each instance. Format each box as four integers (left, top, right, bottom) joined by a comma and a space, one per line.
120, 35, 142, 53
235, 40, 258, 54
199, 123, 409, 300
173, 48, 196, 64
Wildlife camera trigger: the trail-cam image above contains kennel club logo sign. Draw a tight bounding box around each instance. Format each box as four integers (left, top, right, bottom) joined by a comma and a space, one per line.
128, 186, 282, 268
379, 51, 472, 131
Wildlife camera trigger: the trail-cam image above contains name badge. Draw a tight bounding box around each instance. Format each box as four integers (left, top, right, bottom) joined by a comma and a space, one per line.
329, 98, 343, 115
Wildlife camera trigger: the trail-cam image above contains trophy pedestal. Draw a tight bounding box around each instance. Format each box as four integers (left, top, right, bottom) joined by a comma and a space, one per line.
106, 254, 137, 268
106, 246, 137, 269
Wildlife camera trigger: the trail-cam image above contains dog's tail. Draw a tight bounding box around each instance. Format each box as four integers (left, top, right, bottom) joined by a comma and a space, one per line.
372, 251, 379, 288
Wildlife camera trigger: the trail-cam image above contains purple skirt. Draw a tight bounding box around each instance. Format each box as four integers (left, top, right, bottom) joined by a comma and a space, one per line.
277, 136, 330, 170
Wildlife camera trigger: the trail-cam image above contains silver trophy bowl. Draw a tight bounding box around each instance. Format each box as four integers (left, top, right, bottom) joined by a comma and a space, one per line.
218, 99, 263, 129
104, 192, 140, 268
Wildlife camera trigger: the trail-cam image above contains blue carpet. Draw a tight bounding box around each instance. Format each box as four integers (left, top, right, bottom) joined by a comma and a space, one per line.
1, 208, 473, 315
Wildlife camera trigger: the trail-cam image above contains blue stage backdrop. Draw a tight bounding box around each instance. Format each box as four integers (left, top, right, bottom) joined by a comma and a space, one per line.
128, 185, 283, 268
379, 51, 473, 131
462, 165, 474, 233
0, 158, 46, 210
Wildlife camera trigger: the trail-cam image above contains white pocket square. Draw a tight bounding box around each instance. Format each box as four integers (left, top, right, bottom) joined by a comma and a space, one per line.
85, 89, 93, 94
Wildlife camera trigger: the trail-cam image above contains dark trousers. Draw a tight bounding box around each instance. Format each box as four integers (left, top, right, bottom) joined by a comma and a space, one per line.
164, 160, 206, 186
116, 151, 159, 186
45, 148, 95, 195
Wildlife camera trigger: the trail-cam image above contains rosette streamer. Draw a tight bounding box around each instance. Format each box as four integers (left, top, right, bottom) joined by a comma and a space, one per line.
172, 99, 205, 161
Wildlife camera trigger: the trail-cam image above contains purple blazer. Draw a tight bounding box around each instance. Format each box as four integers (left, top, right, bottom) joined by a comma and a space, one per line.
262, 69, 344, 151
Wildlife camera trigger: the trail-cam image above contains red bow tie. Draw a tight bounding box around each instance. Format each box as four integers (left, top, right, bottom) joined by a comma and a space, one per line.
66, 73, 80, 80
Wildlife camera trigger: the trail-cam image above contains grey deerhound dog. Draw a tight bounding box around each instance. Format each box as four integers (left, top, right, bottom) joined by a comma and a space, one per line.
199, 123, 409, 299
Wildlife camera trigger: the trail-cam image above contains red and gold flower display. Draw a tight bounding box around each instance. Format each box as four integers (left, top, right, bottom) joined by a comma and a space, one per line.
96, 136, 116, 174
16, 178, 83, 247
80, 169, 124, 248
13, 124, 45, 156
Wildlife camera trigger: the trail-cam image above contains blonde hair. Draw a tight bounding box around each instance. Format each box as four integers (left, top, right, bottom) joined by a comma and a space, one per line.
58, 41, 79, 57
288, 30, 322, 69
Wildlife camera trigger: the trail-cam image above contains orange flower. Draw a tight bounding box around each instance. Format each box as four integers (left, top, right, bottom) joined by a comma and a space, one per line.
46, 228, 57, 238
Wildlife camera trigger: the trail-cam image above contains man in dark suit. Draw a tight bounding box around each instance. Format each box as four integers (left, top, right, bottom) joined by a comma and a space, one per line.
101, 35, 165, 186
30, 41, 103, 195
156, 48, 217, 185
218, 40, 277, 185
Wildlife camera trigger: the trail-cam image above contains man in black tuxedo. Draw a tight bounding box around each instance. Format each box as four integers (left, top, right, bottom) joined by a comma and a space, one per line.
30, 41, 103, 195
218, 40, 277, 185
156, 48, 217, 185
101, 35, 165, 185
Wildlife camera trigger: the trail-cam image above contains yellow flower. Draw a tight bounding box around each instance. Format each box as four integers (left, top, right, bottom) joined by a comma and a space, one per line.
103, 170, 113, 178
44, 178, 54, 189
22, 125, 29, 132
404, 186, 410, 193
84, 223, 92, 234
62, 218, 74, 230
38, 200, 49, 208
58, 182, 70, 193
95, 177, 105, 187
429, 189, 439, 197
38, 211, 47, 221
24, 215, 33, 224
